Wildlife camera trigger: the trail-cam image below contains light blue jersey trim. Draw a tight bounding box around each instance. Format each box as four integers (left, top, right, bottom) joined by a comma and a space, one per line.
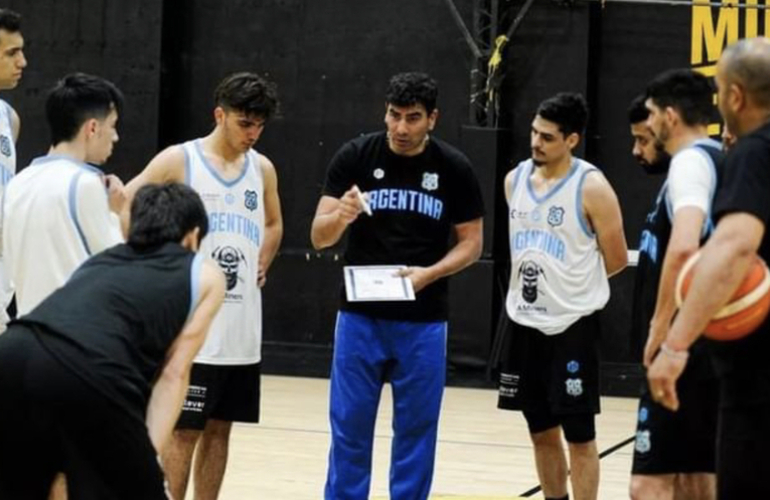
187, 252, 204, 321
576, 167, 597, 238
193, 139, 251, 187
68, 171, 92, 256
2, 101, 12, 139
183, 145, 191, 185
526, 158, 579, 204
30, 154, 104, 175
508, 162, 526, 202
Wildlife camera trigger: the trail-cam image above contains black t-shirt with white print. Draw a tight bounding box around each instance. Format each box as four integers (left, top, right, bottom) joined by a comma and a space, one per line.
712, 120, 770, 407
322, 131, 485, 322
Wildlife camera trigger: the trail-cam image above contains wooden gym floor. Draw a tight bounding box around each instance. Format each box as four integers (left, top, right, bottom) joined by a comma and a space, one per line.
192, 375, 637, 499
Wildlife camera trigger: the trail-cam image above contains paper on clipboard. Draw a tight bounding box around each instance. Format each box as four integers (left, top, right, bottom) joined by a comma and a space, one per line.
344, 265, 416, 302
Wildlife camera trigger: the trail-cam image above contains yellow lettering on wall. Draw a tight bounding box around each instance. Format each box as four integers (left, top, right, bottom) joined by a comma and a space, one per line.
691, 0, 739, 65
746, 0, 759, 37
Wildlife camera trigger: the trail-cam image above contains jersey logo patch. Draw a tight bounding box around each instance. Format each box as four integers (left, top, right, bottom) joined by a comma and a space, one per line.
567, 360, 580, 374
374, 168, 385, 180
635, 430, 651, 453
244, 190, 259, 211
565, 378, 583, 397
225, 193, 235, 205
0, 135, 10, 158
212, 245, 246, 291
518, 260, 545, 303
422, 172, 439, 191
547, 206, 565, 227
638, 407, 649, 423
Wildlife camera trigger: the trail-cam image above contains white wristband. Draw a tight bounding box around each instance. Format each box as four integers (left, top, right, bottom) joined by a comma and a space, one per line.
660, 343, 689, 360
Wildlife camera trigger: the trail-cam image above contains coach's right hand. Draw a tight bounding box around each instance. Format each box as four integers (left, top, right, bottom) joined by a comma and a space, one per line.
337, 187, 364, 224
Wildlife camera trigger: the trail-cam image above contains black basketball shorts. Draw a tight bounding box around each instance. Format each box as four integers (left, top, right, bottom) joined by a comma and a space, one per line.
176, 362, 261, 430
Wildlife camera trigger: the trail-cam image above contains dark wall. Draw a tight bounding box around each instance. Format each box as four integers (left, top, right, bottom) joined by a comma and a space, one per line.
162, 0, 476, 251
7, 1, 704, 393
6, 0, 163, 180
588, 4, 690, 368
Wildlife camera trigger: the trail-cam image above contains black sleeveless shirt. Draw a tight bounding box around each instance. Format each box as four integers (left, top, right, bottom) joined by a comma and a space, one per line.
16, 242, 199, 422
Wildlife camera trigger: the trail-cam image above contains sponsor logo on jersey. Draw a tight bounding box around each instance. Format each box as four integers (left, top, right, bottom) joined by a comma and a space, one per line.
518, 260, 545, 304
373, 168, 385, 180
565, 378, 583, 397
567, 360, 580, 374
212, 245, 247, 291
422, 172, 439, 191
225, 193, 235, 205
244, 189, 259, 211
639, 407, 649, 423
0, 135, 10, 157
547, 206, 565, 227
635, 429, 651, 453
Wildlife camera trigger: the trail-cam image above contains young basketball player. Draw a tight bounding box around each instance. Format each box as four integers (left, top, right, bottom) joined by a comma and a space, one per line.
498, 93, 627, 500
0, 8, 26, 330
629, 70, 722, 500
124, 72, 283, 500
0, 183, 225, 499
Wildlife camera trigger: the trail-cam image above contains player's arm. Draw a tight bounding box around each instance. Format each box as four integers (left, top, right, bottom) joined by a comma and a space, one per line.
121, 146, 186, 236
145, 260, 225, 454
582, 171, 628, 277
9, 105, 19, 143
258, 155, 283, 287
645, 152, 713, 366
648, 212, 763, 410
310, 188, 365, 249
644, 207, 705, 366
397, 217, 483, 293
76, 174, 125, 253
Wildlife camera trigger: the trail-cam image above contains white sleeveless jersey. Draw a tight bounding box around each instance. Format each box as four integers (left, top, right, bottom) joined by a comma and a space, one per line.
506, 158, 609, 335
184, 140, 265, 364
0, 100, 17, 323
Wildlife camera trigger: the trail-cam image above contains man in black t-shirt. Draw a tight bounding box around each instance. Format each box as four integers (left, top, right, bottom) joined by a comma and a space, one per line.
311, 72, 484, 500
649, 38, 770, 498
0, 184, 225, 499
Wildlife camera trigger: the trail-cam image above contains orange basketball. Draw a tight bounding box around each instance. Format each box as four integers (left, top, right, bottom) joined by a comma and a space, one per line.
675, 251, 770, 341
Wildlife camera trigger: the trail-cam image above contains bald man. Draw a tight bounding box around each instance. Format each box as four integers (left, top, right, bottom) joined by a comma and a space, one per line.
648, 37, 770, 498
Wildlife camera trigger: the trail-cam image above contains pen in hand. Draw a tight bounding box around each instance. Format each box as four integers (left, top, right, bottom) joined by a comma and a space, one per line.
352, 185, 373, 216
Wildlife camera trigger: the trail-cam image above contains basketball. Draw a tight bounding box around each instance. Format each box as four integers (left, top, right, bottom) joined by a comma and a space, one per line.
675, 251, 770, 341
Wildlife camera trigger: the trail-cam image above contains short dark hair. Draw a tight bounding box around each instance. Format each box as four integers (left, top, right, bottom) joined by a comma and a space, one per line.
385, 72, 439, 114
127, 183, 209, 250
0, 9, 21, 33
214, 72, 279, 121
628, 94, 649, 124
45, 73, 124, 146
536, 92, 589, 137
645, 69, 714, 127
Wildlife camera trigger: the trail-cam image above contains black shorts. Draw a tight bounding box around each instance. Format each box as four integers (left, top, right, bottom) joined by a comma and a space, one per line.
0, 326, 168, 500
631, 341, 718, 475
176, 362, 261, 430
716, 394, 770, 497
498, 312, 601, 416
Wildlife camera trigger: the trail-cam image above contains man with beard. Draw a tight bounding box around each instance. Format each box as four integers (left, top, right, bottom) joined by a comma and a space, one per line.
124, 72, 283, 500
628, 70, 722, 500
498, 92, 627, 500
649, 37, 770, 498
